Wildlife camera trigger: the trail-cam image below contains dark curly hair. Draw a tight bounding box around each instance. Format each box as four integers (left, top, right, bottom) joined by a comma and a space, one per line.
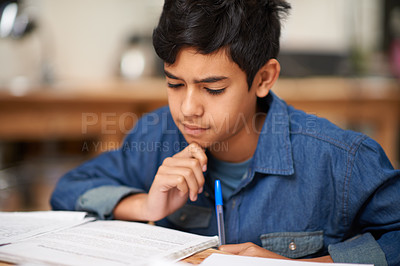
153, 0, 291, 88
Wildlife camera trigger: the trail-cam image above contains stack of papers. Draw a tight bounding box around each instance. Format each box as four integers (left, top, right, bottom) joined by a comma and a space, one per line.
0, 211, 218, 266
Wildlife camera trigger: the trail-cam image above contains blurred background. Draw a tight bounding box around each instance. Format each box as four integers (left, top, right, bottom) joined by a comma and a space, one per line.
0, 0, 399, 211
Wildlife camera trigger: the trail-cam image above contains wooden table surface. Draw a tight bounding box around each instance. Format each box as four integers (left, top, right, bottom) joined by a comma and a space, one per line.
183, 248, 229, 264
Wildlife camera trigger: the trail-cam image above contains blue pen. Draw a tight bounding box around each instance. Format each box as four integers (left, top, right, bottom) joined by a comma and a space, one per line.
215, 179, 226, 246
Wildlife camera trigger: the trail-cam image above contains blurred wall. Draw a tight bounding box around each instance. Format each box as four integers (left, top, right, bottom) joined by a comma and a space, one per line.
36, 0, 163, 82
0, 0, 163, 85
0, 0, 388, 85
281, 0, 382, 53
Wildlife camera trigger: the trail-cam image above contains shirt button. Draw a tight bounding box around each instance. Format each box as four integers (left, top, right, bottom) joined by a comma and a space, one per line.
231, 199, 236, 208
204, 191, 209, 197
289, 241, 296, 251
179, 213, 187, 222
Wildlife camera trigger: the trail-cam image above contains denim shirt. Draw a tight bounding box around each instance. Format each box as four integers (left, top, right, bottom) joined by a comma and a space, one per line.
51, 92, 400, 265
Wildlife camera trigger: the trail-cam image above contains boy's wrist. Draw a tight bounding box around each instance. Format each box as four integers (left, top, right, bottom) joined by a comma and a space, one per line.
113, 193, 150, 221
300, 255, 333, 263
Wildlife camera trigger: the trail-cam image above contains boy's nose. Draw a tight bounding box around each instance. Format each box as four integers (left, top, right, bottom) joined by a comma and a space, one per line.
181, 88, 204, 118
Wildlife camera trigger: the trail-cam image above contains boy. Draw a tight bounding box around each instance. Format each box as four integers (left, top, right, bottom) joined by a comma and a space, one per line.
51, 0, 400, 265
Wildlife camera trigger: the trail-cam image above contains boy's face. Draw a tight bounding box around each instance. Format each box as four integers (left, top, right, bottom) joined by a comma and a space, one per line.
164, 47, 259, 149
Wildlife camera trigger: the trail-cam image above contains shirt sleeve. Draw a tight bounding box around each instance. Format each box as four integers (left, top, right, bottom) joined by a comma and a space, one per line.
75, 185, 144, 220
328, 233, 387, 266
328, 137, 400, 266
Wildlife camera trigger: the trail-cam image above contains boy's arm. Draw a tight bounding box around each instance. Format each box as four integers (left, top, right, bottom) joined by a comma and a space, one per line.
50, 145, 148, 220
327, 137, 400, 265
74, 185, 144, 220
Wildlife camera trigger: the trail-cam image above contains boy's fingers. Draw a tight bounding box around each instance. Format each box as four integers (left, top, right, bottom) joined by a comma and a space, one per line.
220, 243, 283, 258
162, 159, 205, 193
218, 242, 255, 254
157, 174, 189, 197
175, 176, 190, 197
175, 143, 208, 172
159, 166, 200, 201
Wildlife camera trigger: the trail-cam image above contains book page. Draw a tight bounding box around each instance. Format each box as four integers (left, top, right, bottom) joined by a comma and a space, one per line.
200, 253, 373, 266
0, 220, 218, 266
0, 211, 93, 245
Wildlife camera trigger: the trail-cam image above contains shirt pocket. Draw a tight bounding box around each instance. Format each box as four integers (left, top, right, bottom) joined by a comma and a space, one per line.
260, 231, 324, 259
167, 204, 212, 229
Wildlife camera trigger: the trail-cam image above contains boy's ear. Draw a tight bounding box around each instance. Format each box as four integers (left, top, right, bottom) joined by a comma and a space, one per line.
253, 59, 280, 98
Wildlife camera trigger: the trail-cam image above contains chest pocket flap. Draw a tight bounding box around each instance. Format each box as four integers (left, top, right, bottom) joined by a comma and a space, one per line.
167, 204, 212, 229
260, 231, 323, 259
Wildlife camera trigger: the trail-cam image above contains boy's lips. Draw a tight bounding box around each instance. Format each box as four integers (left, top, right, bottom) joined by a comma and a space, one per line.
181, 123, 210, 135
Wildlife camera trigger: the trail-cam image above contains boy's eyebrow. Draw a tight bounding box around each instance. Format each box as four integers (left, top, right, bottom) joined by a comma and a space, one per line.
164, 70, 181, 80
164, 70, 228, 83
196, 76, 228, 84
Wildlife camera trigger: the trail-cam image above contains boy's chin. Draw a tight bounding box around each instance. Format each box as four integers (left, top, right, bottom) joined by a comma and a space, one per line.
183, 136, 213, 149
184, 137, 228, 153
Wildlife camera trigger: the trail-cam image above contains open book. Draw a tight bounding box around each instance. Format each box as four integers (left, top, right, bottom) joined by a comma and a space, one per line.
0, 211, 218, 266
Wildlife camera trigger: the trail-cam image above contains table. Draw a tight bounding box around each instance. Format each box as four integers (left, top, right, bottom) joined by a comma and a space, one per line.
183, 248, 229, 264
0, 77, 398, 165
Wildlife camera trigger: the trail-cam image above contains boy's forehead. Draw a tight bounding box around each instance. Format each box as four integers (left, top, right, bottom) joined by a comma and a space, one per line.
165, 47, 241, 78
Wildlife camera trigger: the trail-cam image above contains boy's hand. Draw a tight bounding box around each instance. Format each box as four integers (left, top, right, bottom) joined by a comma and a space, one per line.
219, 243, 288, 259
143, 142, 207, 221
113, 143, 207, 222
219, 242, 333, 263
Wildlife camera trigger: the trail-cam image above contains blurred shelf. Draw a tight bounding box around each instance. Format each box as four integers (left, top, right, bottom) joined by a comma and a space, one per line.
0, 78, 168, 147
0, 78, 168, 103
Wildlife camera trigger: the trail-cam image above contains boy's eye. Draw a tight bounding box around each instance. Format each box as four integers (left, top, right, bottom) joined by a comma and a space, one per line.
205, 87, 226, 95
167, 83, 225, 95
167, 83, 184, 89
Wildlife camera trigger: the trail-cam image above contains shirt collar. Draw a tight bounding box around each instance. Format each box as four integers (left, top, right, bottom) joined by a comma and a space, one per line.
252, 91, 294, 176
